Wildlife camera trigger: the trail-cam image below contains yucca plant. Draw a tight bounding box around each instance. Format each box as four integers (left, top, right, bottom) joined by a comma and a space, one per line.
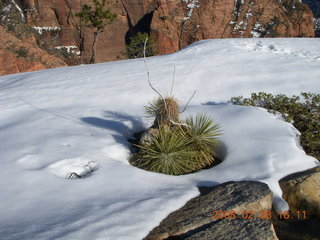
131, 38, 222, 175
131, 97, 222, 175
183, 114, 221, 168
130, 126, 198, 175
145, 97, 180, 127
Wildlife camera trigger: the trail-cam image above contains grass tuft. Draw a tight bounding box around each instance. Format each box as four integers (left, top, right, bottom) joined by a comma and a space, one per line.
145, 97, 180, 127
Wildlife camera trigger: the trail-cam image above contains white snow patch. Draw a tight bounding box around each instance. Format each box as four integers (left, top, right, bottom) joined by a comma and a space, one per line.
54, 46, 78, 54
17, 154, 45, 170
0, 38, 319, 240
48, 157, 99, 179
33, 26, 61, 35
182, 0, 200, 21
11, 0, 25, 22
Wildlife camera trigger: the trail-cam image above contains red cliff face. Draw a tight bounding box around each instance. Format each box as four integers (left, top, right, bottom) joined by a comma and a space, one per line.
1, 0, 316, 72
0, 26, 67, 76
151, 0, 315, 54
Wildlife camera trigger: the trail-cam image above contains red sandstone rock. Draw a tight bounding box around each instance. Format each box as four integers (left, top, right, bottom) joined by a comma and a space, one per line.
4, 0, 317, 67
0, 26, 67, 76
151, 0, 315, 55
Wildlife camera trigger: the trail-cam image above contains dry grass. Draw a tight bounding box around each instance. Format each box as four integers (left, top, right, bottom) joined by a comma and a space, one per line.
145, 97, 180, 127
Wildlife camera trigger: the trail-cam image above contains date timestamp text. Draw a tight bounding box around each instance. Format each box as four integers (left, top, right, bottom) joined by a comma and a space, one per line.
210, 210, 307, 220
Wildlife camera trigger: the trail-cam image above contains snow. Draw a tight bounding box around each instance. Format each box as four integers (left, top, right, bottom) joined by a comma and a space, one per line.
54, 46, 78, 55
11, 0, 25, 22
32, 26, 61, 35
0, 38, 319, 239
182, 0, 200, 21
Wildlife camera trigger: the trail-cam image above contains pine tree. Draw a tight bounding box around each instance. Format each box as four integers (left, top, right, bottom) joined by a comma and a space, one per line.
76, 0, 116, 64
126, 32, 157, 59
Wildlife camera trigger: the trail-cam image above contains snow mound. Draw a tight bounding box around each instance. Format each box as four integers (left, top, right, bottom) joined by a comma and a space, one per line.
48, 158, 99, 179
0, 38, 319, 240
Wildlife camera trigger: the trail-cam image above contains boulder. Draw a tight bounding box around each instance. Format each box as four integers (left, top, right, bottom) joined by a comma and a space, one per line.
272, 166, 320, 240
279, 166, 320, 217
144, 181, 278, 240
184, 218, 278, 240
274, 218, 320, 240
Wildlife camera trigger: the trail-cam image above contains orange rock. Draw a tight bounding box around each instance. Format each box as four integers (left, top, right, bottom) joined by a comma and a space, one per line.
0, 26, 67, 76
151, 0, 315, 55
2, 0, 316, 67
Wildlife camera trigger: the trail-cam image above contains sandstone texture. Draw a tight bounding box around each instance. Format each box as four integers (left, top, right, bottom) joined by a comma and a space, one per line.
144, 181, 277, 240
0, 0, 316, 75
279, 166, 320, 217
272, 166, 320, 240
0, 26, 67, 76
302, 0, 320, 36
151, 0, 315, 55
8, 0, 316, 65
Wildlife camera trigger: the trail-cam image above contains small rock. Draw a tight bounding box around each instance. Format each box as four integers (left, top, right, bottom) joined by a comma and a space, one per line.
139, 127, 159, 146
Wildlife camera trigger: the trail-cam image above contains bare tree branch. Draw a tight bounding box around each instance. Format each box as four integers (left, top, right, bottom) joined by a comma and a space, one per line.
143, 37, 164, 100
180, 91, 196, 113
170, 120, 191, 128
170, 66, 176, 97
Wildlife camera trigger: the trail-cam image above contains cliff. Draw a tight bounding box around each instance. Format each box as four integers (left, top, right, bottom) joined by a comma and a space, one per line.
302, 0, 320, 36
0, 0, 316, 75
0, 25, 67, 76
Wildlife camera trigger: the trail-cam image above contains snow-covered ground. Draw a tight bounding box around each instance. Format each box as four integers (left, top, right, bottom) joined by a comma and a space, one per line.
0, 38, 319, 240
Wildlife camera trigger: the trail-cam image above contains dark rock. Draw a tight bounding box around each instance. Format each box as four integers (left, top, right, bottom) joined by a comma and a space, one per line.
184, 218, 277, 240
273, 218, 320, 240
144, 181, 276, 240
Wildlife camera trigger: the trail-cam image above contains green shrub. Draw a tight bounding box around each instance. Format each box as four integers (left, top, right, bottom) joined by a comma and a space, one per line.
130, 126, 198, 175
130, 97, 221, 175
184, 114, 221, 168
126, 32, 157, 59
231, 92, 320, 160
14, 47, 28, 58
76, 0, 116, 63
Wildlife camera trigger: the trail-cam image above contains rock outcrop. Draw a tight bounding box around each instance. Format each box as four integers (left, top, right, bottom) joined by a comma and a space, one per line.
302, 0, 320, 36
14, 0, 317, 63
279, 166, 320, 217
273, 166, 320, 240
151, 0, 315, 55
0, 0, 316, 75
144, 181, 278, 240
0, 26, 67, 76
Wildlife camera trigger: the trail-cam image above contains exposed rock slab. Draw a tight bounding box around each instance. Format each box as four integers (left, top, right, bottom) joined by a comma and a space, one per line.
0, 26, 67, 76
274, 218, 320, 240
184, 218, 278, 240
279, 166, 320, 217
144, 181, 276, 240
272, 166, 320, 240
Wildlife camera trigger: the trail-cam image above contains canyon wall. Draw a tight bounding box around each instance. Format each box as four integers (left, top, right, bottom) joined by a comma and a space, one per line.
0, 0, 316, 75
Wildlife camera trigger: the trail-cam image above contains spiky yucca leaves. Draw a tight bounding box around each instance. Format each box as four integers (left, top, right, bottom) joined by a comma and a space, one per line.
130, 114, 221, 175
130, 126, 198, 175
145, 97, 180, 127
184, 114, 221, 168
